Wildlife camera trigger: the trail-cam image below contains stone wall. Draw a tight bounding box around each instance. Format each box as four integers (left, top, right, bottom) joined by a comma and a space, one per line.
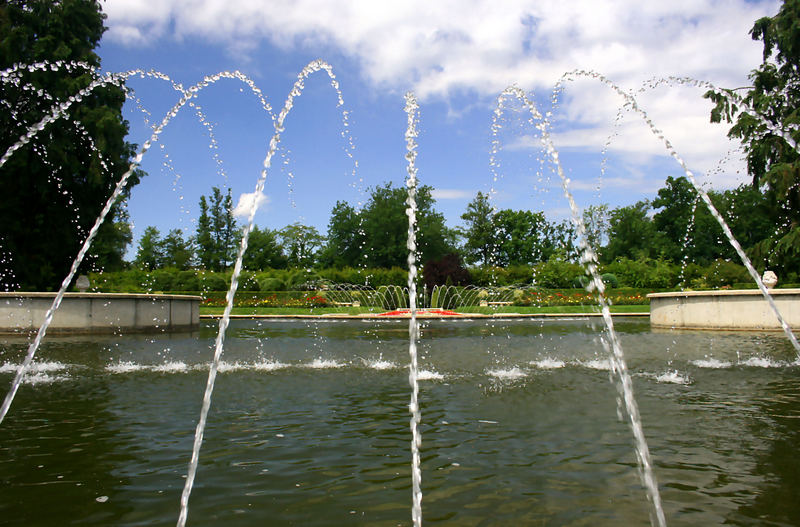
648, 289, 800, 330
0, 293, 200, 334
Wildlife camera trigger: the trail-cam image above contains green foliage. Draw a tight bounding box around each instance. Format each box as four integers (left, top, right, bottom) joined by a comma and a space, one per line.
197, 271, 228, 292
703, 259, 752, 288
242, 225, 286, 270
534, 258, 583, 288
652, 177, 731, 264
604, 200, 663, 262
257, 276, 287, 292
603, 258, 678, 289
237, 270, 260, 291
279, 222, 324, 268
87, 206, 132, 272
317, 201, 363, 267
0, 0, 142, 290
134, 226, 193, 270
704, 0, 800, 275
494, 209, 551, 265
196, 187, 237, 271
161, 229, 193, 270
134, 226, 163, 270
582, 204, 610, 251
321, 183, 456, 269
459, 191, 496, 266
459, 191, 577, 268
601, 273, 619, 288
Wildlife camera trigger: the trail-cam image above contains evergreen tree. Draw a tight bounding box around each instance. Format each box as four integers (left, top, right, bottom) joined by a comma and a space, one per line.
0, 0, 143, 290
134, 226, 163, 271
195, 187, 237, 271
196, 196, 215, 270
459, 191, 496, 266
161, 228, 194, 270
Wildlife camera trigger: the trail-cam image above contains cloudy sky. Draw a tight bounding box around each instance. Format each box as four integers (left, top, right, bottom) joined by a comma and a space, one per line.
96, 0, 779, 245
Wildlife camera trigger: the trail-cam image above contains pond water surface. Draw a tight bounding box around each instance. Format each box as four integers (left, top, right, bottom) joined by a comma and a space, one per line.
1, 318, 798, 526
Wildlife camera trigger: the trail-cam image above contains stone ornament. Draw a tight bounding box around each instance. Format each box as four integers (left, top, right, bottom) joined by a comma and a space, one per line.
75, 274, 90, 292
762, 270, 778, 289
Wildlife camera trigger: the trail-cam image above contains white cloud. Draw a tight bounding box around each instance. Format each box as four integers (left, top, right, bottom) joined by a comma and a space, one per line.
232, 191, 269, 218
104, 0, 778, 184
431, 189, 473, 200
104, 1, 776, 95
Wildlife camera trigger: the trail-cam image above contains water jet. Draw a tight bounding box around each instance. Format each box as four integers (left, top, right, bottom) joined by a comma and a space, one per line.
1, 60, 798, 527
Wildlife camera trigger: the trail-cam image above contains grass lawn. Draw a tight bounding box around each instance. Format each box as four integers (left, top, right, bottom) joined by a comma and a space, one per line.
200, 304, 649, 316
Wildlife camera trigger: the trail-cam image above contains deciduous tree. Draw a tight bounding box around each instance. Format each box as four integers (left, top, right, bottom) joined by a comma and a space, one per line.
322, 183, 456, 269
242, 226, 287, 270
160, 228, 194, 270
279, 223, 324, 268
705, 0, 800, 274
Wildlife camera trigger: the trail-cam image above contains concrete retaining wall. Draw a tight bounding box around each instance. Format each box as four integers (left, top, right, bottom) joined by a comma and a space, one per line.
648, 289, 800, 330
0, 293, 201, 334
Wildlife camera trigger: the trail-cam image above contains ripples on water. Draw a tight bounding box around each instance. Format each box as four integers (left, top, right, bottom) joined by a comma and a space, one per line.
0, 318, 799, 526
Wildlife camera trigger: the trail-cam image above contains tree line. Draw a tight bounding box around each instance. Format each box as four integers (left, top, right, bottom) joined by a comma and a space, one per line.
130, 173, 797, 289
2, 0, 798, 291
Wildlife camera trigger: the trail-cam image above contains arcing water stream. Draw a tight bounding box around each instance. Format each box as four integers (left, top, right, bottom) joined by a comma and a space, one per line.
2, 60, 799, 527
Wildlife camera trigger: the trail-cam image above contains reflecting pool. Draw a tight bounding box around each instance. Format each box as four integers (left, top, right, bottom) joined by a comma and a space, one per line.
1, 318, 798, 525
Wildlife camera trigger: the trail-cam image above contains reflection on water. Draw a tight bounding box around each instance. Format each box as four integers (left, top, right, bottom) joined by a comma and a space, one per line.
0, 319, 798, 525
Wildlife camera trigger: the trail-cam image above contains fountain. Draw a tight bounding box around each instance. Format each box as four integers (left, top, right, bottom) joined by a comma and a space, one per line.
1, 60, 799, 527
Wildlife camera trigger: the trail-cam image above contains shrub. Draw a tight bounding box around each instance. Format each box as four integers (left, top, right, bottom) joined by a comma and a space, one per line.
703, 259, 751, 288
258, 276, 286, 291
237, 271, 260, 291
198, 272, 228, 291
601, 273, 619, 288
173, 270, 200, 291
534, 259, 583, 288
603, 258, 678, 288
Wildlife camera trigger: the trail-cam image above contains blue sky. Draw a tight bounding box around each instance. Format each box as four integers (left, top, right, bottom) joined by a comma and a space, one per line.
96, 0, 779, 250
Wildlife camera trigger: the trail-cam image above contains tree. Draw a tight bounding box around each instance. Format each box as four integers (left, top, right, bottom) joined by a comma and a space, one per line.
489, 209, 575, 266
604, 201, 663, 262
134, 226, 163, 271
716, 184, 777, 267
242, 225, 287, 270
459, 191, 496, 266
87, 204, 133, 272
0, 0, 143, 290
321, 183, 456, 269
582, 204, 609, 252
160, 228, 194, 270
279, 223, 324, 268
493, 209, 550, 266
705, 0, 800, 274
195, 187, 237, 271
318, 201, 365, 268
422, 253, 471, 290
651, 176, 722, 263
